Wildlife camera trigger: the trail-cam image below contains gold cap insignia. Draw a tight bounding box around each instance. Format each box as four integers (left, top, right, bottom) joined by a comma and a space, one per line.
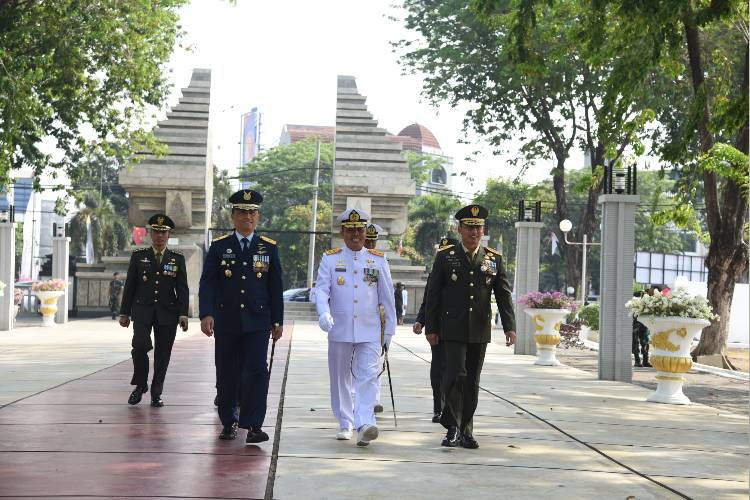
156, 216, 165, 226
471, 206, 479, 217
243, 191, 252, 201
350, 210, 360, 222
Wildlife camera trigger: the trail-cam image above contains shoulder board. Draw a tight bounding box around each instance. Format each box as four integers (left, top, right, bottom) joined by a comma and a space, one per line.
134, 247, 150, 253
367, 249, 385, 257
260, 235, 277, 245
485, 247, 502, 256
212, 233, 231, 242
325, 248, 342, 255
169, 249, 183, 256
437, 244, 455, 252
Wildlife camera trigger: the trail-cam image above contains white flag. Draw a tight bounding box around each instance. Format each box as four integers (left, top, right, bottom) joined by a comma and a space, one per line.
85, 215, 96, 264
549, 231, 559, 255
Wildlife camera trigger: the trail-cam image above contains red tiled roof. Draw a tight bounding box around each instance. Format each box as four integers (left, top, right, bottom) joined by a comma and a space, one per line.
286, 125, 335, 144
388, 135, 422, 152
397, 123, 441, 151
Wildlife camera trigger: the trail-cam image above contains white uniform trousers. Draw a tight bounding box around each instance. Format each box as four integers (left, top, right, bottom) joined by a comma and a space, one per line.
328, 340, 380, 430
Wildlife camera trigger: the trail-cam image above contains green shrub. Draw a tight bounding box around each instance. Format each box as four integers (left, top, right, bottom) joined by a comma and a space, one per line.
579, 304, 600, 331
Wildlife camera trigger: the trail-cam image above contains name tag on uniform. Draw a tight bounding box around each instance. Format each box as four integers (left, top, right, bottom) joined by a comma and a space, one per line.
363, 267, 379, 284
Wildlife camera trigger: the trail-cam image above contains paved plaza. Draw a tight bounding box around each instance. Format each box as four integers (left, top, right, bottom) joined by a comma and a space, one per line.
0, 318, 747, 499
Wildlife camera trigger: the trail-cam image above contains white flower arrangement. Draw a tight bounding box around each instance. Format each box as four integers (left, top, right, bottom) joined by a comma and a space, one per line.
626, 286, 718, 322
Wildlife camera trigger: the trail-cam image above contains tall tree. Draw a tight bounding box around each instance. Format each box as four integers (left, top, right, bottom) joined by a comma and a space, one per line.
393, 0, 651, 299
407, 193, 462, 269
0, 0, 188, 189
68, 192, 129, 261
67, 150, 128, 218
238, 139, 333, 230
495, 0, 748, 357
211, 165, 234, 231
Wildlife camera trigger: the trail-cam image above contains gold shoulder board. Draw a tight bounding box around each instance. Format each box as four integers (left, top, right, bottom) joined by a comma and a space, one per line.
325, 248, 342, 255
260, 235, 277, 245
367, 249, 385, 257
438, 244, 455, 252
212, 233, 231, 242
485, 247, 502, 256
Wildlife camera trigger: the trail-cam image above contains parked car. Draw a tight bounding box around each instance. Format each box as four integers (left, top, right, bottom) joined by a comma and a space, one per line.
283, 288, 310, 302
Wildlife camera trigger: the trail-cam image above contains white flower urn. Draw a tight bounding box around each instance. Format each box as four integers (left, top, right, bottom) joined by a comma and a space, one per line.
524, 308, 570, 366
35, 290, 65, 327
637, 315, 710, 405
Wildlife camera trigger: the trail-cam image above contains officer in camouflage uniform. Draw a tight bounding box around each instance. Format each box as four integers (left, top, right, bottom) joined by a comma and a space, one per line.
109, 272, 124, 320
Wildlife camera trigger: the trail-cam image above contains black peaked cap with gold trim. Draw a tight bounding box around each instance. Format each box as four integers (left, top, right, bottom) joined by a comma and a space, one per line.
229, 189, 263, 210
439, 236, 459, 247
365, 222, 383, 240
148, 213, 175, 232
455, 204, 488, 226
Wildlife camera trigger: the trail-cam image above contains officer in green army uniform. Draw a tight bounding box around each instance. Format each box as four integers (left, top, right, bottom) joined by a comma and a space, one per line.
425, 204, 516, 449
119, 214, 189, 407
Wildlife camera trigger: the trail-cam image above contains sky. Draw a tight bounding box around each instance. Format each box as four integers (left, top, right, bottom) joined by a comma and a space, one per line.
165, 0, 578, 199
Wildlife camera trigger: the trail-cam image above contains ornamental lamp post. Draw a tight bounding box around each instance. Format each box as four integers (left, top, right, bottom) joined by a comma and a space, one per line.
558, 218, 601, 304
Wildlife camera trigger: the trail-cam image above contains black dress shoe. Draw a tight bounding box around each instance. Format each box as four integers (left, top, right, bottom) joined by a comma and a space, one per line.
127, 385, 147, 405
460, 434, 479, 449
219, 422, 238, 440
150, 395, 164, 407
441, 426, 460, 447
246, 427, 270, 444
432, 412, 442, 423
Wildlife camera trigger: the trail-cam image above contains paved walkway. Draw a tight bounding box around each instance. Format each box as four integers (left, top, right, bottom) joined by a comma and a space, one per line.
0, 318, 291, 499
273, 324, 748, 499
0, 319, 747, 499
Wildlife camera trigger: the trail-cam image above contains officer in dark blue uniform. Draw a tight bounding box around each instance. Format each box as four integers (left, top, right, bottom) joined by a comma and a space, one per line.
199, 189, 284, 443
119, 214, 189, 407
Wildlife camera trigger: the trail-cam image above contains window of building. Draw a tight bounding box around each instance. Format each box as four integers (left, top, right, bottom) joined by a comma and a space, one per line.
431, 166, 447, 185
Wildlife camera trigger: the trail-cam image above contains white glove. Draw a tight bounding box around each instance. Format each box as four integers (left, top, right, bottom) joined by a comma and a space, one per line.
319, 312, 334, 332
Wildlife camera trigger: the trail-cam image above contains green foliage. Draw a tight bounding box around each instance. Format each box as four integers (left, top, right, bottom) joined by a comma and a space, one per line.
212, 166, 234, 230
238, 139, 333, 230
67, 150, 128, 219
578, 303, 600, 331
278, 200, 332, 288
0, 0, 188, 189
236, 140, 334, 288
636, 169, 696, 253
407, 194, 462, 269
698, 143, 748, 201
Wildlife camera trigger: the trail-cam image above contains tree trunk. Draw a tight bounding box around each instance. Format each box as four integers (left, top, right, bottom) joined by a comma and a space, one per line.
552, 158, 582, 293
682, 11, 749, 357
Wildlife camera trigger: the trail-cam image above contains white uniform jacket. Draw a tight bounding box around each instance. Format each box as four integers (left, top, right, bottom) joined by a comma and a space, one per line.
315, 246, 396, 343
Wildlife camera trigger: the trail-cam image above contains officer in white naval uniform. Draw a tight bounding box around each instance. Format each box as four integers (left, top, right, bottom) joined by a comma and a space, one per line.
315, 209, 396, 446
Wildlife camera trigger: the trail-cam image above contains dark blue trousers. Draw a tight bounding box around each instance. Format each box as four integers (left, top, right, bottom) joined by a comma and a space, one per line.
215, 330, 270, 430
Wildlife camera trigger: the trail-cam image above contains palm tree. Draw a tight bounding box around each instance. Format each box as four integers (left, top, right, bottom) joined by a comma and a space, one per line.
69, 193, 129, 261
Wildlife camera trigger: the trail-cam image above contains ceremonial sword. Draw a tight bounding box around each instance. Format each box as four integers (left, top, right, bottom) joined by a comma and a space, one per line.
380, 305, 398, 427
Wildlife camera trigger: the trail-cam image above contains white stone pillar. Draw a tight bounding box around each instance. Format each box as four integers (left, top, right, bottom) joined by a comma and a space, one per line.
52, 236, 71, 323
513, 221, 544, 355
0, 222, 16, 331
598, 194, 640, 382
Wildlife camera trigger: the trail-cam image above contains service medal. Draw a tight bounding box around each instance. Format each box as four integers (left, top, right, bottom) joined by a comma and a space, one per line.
225, 269, 232, 278
337, 276, 345, 285
221, 260, 226, 266
256, 272, 263, 278
451, 273, 457, 281
142, 275, 148, 282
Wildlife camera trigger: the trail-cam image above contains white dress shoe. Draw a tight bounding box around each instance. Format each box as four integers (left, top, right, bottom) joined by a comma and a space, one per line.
336, 429, 353, 440
356, 424, 379, 447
